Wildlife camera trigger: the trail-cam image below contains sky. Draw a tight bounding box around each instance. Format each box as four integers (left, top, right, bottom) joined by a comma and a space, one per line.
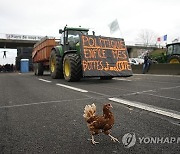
0, 0, 180, 64
0, 49, 17, 65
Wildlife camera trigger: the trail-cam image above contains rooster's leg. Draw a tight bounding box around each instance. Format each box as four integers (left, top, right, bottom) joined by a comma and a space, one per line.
88, 135, 99, 145
108, 134, 120, 143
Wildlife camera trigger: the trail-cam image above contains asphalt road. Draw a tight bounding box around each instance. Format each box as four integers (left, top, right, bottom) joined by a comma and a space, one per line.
0, 72, 180, 154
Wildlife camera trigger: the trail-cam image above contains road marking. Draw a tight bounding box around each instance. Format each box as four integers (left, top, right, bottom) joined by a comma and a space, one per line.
133, 74, 180, 77
38, 78, 52, 83
113, 78, 132, 82
160, 86, 180, 90
56, 83, 88, 93
108, 97, 180, 120
138, 90, 155, 93
0, 98, 92, 109
146, 93, 180, 101
124, 90, 155, 96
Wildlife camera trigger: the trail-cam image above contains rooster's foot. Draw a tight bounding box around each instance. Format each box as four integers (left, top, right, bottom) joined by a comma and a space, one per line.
88, 135, 99, 145
108, 134, 120, 143
88, 138, 99, 145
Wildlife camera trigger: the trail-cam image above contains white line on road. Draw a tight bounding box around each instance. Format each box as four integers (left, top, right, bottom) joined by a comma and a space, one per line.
146, 93, 180, 101
113, 78, 132, 82
108, 97, 180, 120
160, 86, 180, 90
133, 74, 180, 77
56, 83, 88, 93
38, 78, 52, 83
124, 90, 156, 96
0, 98, 92, 109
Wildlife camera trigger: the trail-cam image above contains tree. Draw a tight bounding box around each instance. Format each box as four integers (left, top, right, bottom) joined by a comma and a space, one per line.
137, 29, 157, 47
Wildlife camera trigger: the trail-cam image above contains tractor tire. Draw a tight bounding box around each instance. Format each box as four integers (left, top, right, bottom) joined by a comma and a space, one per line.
100, 76, 113, 80
63, 53, 82, 82
49, 49, 63, 79
34, 63, 44, 76
168, 55, 180, 64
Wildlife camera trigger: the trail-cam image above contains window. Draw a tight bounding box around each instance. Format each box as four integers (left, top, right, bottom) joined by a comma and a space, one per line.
68, 31, 80, 44
167, 45, 173, 55
60, 32, 64, 45
173, 44, 180, 54
68, 30, 88, 43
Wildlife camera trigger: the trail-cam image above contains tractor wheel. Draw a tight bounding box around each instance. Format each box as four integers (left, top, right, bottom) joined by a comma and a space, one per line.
34, 63, 44, 76
168, 55, 180, 64
63, 53, 82, 82
100, 76, 113, 80
49, 49, 63, 79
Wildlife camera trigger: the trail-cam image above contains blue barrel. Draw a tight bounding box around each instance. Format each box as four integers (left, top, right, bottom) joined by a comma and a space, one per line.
20, 59, 29, 73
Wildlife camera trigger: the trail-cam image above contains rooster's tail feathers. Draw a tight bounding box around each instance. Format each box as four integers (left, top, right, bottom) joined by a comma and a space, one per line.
83, 103, 96, 120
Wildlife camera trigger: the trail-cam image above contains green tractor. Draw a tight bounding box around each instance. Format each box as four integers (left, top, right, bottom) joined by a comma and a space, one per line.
166, 42, 180, 63
49, 27, 89, 81
33, 26, 132, 82
149, 42, 180, 64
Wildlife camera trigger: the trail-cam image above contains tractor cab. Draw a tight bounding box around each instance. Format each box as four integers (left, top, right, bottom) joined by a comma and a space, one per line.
59, 27, 89, 51
166, 42, 180, 63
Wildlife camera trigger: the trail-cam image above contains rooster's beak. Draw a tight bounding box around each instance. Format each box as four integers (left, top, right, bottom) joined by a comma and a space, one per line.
110, 104, 113, 108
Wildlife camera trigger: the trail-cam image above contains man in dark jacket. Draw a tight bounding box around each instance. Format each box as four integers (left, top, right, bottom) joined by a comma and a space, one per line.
2, 51, 7, 58
142, 53, 150, 74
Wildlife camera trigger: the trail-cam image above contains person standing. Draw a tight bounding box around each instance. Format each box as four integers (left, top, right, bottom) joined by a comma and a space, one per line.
142, 52, 150, 74
2, 51, 8, 58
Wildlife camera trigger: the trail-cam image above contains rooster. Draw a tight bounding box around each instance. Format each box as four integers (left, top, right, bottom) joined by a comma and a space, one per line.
83, 103, 120, 144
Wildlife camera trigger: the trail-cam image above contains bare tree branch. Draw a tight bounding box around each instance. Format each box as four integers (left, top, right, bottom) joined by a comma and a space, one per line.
137, 29, 157, 46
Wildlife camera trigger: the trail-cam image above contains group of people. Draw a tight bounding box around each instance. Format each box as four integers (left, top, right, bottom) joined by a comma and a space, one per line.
1, 51, 15, 72
0, 64, 14, 72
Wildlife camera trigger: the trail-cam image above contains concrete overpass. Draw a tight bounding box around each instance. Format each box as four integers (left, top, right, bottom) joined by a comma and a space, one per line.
0, 39, 38, 48
127, 45, 158, 57
0, 33, 45, 49
0, 33, 158, 57
0, 33, 159, 71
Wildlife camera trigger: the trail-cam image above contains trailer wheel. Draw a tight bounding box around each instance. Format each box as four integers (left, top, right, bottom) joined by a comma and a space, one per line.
34, 63, 44, 76
63, 53, 82, 82
34, 63, 37, 75
50, 49, 63, 79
